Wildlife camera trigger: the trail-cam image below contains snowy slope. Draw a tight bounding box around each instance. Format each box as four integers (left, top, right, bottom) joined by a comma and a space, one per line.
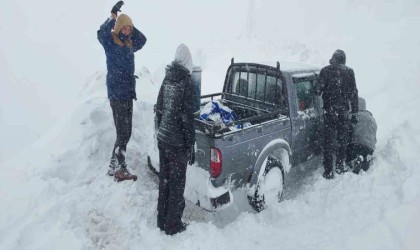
1, 0, 420, 249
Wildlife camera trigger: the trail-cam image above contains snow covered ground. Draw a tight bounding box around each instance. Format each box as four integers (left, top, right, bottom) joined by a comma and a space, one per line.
1, 0, 420, 249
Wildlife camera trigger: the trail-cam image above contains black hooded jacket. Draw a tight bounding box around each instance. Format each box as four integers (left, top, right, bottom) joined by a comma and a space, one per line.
156, 62, 195, 150
318, 50, 359, 114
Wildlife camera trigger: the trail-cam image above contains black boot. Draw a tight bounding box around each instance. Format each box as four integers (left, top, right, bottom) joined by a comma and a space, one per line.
335, 161, 349, 175
352, 155, 364, 174
165, 222, 188, 236
323, 171, 334, 180
157, 220, 165, 231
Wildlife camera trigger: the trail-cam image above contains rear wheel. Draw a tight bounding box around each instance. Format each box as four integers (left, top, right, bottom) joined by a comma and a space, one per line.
248, 156, 284, 212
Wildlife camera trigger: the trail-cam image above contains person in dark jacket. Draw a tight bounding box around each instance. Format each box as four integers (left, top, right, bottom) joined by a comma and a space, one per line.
155, 44, 195, 235
97, 9, 147, 181
317, 49, 359, 179
346, 98, 377, 174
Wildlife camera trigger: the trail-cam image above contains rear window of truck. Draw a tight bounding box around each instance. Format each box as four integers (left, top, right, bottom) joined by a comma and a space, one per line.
227, 66, 286, 107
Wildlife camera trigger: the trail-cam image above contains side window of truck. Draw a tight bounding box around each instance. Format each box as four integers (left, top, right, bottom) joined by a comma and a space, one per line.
294, 78, 315, 111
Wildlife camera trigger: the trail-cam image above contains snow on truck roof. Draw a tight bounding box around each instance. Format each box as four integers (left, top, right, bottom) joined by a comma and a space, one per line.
235, 61, 320, 73
272, 61, 319, 72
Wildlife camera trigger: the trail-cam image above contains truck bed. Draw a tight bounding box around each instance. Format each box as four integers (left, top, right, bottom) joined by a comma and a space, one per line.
195, 93, 283, 137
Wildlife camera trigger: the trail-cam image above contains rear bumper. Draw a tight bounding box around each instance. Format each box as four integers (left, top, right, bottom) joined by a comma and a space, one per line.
210, 191, 231, 210
147, 155, 232, 212
184, 164, 233, 211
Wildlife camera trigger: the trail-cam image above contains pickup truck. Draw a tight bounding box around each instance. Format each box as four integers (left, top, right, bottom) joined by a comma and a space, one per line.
148, 59, 323, 212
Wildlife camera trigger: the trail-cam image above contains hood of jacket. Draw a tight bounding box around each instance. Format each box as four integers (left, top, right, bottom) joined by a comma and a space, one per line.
329, 49, 346, 65
112, 14, 133, 47
113, 14, 133, 34
174, 44, 193, 74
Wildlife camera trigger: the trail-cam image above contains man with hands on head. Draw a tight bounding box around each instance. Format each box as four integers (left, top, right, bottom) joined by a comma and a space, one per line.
97, 1, 147, 182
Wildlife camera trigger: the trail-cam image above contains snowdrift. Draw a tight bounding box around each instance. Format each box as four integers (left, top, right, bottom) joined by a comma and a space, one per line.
1, 60, 420, 250
1, 0, 420, 249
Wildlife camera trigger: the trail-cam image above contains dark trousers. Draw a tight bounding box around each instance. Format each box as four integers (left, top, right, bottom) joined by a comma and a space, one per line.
157, 141, 188, 233
323, 112, 350, 172
110, 100, 133, 165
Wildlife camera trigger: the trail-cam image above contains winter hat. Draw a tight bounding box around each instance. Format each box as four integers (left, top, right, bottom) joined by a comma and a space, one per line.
329, 49, 346, 65
174, 44, 193, 74
113, 14, 133, 35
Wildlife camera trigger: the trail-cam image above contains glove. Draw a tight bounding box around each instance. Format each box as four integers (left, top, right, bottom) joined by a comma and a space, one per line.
188, 144, 195, 165
111, 1, 124, 15
351, 114, 358, 125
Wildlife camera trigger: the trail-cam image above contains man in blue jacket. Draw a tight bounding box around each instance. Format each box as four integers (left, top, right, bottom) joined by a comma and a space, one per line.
97, 5, 147, 182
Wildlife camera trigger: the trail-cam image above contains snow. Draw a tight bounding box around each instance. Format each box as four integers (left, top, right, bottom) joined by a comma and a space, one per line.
1, 0, 420, 249
292, 72, 317, 78
278, 62, 320, 73
184, 164, 233, 211
259, 165, 283, 207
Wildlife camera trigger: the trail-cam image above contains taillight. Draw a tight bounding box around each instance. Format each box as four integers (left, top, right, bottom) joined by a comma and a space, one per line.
210, 148, 222, 178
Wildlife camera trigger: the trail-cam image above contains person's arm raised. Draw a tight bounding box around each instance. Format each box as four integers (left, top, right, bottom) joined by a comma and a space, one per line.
131, 27, 147, 52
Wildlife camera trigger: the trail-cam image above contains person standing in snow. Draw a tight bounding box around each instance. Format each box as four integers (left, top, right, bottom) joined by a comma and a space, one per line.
346, 97, 377, 174
155, 44, 195, 235
97, 2, 147, 181
317, 49, 359, 179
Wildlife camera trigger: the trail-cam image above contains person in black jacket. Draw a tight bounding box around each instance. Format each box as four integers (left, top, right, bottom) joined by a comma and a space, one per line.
317, 50, 359, 179
97, 5, 147, 182
155, 44, 195, 235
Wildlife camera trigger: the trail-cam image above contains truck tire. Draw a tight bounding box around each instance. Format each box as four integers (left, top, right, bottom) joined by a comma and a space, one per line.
248, 156, 284, 212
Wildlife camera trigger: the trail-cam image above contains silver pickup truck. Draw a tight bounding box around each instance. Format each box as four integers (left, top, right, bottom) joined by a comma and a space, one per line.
148, 59, 323, 212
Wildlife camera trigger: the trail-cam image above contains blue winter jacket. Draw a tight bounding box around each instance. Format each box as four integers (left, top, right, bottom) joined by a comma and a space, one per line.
97, 18, 147, 100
